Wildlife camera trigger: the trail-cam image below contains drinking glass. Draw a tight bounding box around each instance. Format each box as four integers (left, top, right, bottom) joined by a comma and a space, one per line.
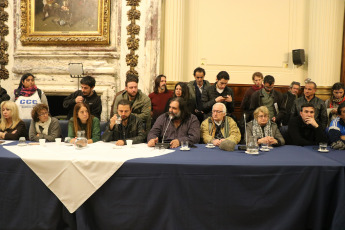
18, 137, 27, 146
319, 142, 328, 152
181, 141, 189, 149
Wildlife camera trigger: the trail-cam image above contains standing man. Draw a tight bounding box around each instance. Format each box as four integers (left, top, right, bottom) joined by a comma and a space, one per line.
282, 81, 300, 125
113, 75, 151, 133
287, 103, 327, 145
240, 72, 263, 118
290, 81, 327, 130
149, 75, 173, 125
201, 71, 234, 118
248, 75, 286, 125
147, 97, 200, 148
63, 75, 102, 120
187, 67, 211, 123
102, 99, 145, 145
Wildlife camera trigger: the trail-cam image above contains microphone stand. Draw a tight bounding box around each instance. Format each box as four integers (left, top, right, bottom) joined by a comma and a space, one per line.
156, 115, 172, 149
238, 113, 247, 151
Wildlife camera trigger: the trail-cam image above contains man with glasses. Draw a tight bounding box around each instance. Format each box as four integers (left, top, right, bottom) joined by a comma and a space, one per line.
188, 67, 210, 123
248, 75, 286, 125
201, 71, 234, 118
201, 103, 241, 146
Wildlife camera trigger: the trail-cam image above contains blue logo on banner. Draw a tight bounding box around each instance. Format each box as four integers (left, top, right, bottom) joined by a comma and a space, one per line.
20, 100, 38, 105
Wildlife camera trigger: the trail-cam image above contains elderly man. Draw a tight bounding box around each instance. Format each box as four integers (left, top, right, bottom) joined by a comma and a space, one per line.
102, 99, 145, 145
287, 103, 327, 146
291, 81, 327, 130
147, 97, 200, 148
113, 75, 151, 133
201, 103, 241, 146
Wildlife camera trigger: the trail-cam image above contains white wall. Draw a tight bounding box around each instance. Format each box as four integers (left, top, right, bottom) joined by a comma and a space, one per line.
183, 0, 311, 85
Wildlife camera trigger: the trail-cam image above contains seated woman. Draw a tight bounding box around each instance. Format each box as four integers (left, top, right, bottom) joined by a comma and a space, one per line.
164, 82, 195, 114
325, 82, 345, 123
12, 73, 49, 119
29, 104, 61, 142
328, 103, 345, 149
68, 102, 100, 144
0, 101, 27, 140
246, 106, 285, 146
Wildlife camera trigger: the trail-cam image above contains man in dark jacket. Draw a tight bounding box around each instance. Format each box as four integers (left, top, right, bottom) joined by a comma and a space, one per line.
290, 81, 327, 130
63, 76, 102, 120
187, 67, 211, 124
201, 71, 234, 118
240, 72, 263, 118
102, 99, 145, 145
282, 81, 300, 125
287, 103, 327, 145
248, 75, 286, 125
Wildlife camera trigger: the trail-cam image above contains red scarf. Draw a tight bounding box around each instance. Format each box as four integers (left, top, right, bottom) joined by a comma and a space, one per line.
330, 96, 345, 108
15, 85, 38, 100
252, 84, 263, 91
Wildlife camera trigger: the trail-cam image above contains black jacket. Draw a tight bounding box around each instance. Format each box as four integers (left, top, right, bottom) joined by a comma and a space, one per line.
287, 115, 327, 146
0, 87, 10, 104
248, 89, 286, 125
201, 84, 234, 117
101, 114, 146, 144
282, 91, 298, 125
63, 90, 102, 120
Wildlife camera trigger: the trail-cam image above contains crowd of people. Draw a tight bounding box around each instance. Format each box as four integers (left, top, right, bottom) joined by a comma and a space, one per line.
0, 69, 344, 150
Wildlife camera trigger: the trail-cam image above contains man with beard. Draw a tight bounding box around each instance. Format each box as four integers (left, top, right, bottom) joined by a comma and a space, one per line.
147, 97, 200, 148
63, 76, 102, 120
102, 99, 145, 145
282, 81, 300, 125
287, 103, 327, 145
291, 81, 327, 130
113, 75, 151, 133
149, 75, 173, 125
201, 71, 234, 118
188, 67, 210, 123
248, 75, 286, 125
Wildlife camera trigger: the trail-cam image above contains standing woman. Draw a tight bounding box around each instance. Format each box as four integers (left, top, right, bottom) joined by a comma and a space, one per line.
68, 102, 100, 144
13, 73, 49, 119
0, 101, 27, 140
165, 82, 195, 114
29, 104, 61, 142
325, 82, 345, 123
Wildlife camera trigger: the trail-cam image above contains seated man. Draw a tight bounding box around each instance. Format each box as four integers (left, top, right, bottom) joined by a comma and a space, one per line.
328, 103, 345, 149
102, 99, 145, 145
113, 75, 151, 133
147, 97, 200, 148
201, 103, 241, 146
287, 103, 327, 146
63, 76, 102, 120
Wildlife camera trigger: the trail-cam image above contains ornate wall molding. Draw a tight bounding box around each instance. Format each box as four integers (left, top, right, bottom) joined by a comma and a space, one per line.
126, 0, 140, 77
0, 0, 9, 79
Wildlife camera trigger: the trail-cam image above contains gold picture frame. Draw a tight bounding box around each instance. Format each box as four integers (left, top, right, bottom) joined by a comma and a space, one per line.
20, 0, 110, 45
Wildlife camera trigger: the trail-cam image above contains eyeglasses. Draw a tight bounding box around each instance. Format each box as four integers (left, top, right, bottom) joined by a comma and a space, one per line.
257, 115, 268, 119
38, 112, 49, 117
212, 110, 224, 114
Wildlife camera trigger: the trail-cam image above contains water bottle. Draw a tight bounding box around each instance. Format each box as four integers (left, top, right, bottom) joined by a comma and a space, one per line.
75, 130, 88, 149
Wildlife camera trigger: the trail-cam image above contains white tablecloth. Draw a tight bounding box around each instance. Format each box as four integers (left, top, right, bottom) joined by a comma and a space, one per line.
5, 142, 173, 213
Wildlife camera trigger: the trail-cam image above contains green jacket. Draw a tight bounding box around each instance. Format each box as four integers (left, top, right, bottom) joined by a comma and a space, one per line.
113, 90, 151, 131
68, 117, 101, 143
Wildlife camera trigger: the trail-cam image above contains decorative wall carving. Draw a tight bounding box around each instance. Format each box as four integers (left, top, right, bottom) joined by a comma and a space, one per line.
0, 0, 9, 79
126, 0, 140, 77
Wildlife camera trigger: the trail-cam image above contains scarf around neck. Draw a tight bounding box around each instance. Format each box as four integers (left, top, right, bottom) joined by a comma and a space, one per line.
330, 96, 345, 108
252, 84, 263, 91
35, 116, 51, 135
15, 85, 38, 100
252, 119, 272, 138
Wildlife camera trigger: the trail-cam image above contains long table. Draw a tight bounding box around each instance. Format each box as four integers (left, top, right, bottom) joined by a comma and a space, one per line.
0, 143, 344, 230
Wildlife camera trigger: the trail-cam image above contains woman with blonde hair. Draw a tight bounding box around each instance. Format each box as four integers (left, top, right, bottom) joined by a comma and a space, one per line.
246, 106, 285, 146
29, 104, 61, 142
68, 102, 100, 144
0, 101, 27, 140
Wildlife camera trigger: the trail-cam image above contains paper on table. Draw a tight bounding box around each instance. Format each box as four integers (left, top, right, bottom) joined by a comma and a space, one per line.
5, 142, 174, 213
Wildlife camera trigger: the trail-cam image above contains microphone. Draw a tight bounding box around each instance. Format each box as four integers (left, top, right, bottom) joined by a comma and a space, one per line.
156, 114, 173, 149
162, 114, 173, 143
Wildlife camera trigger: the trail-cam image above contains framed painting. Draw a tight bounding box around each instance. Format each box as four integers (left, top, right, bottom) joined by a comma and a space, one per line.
20, 0, 110, 45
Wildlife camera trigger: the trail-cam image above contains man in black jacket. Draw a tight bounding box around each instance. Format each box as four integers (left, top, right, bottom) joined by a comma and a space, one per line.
248, 75, 286, 125
282, 81, 300, 125
102, 99, 145, 145
63, 76, 102, 120
287, 103, 327, 145
201, 71, 234, 118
